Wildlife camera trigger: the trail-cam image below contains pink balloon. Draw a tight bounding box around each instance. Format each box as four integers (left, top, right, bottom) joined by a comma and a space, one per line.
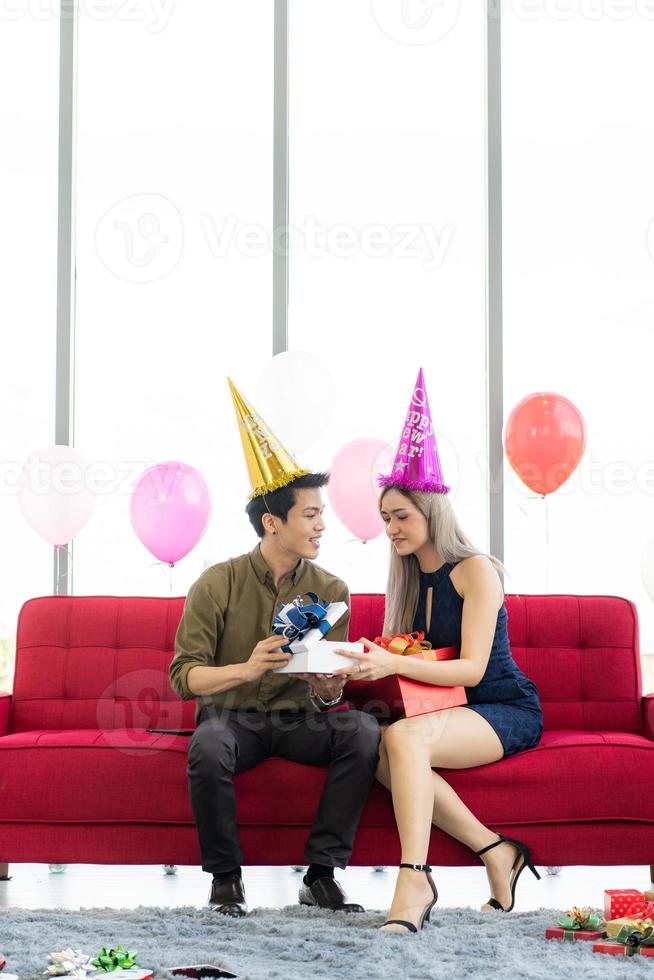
130, 461, 211, 564
328, 439, 391, 542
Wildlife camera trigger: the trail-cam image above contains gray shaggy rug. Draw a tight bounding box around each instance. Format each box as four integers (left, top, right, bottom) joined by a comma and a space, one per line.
0, 904, 651, 980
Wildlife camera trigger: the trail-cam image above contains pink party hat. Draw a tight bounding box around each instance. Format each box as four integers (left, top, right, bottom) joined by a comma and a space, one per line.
379, 368, 450, 493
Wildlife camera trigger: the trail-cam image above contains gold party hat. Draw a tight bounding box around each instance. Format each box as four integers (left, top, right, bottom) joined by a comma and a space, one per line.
228, 378, 310, 499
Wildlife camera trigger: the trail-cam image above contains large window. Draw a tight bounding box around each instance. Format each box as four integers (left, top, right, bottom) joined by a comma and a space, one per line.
288, 0, 488, 592
502, 8, 654, 652
73, 1, 274, 597
3, 3, 654, 689
0, 12, 58, 687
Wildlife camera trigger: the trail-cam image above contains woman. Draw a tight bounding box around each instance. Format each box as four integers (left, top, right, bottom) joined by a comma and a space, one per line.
339, 369, 543, 934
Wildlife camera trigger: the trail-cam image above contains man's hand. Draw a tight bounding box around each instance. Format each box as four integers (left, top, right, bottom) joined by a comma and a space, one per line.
286, 671, 349, 702
311, 673, 348, 701
241, 635, 292, 682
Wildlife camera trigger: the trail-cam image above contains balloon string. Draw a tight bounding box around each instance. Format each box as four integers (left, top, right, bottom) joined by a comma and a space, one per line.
518, 493, 546, 516
544, 495, 550, 594
147, 560, 176, 596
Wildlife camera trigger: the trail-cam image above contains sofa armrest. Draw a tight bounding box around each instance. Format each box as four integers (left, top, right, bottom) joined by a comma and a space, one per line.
0, 692, 12, 736
644, 693, 654, 741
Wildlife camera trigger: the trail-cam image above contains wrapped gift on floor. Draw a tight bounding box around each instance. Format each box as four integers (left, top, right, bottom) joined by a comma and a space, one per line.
272, 593, 362, 674
606, 917, 654, 941
594, 917, 654, 957
93, 972, 153, 979
604, 888, 649, 920
546, 907, 606, 941
593, 940, 654, 958
546, 927, 605, 942
345, 634, 466, 720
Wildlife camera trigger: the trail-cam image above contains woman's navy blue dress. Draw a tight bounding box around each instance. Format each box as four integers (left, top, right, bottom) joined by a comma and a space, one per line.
413, 561, 543, 757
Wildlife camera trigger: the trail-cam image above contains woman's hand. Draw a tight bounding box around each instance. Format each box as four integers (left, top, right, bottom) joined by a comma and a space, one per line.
333, 638, 398, 682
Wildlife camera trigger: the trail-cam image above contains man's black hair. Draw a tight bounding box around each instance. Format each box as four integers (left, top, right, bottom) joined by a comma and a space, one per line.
245, 472, 329, 538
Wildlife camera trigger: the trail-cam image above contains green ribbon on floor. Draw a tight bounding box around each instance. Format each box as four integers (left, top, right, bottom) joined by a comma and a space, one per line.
91, 946, 138, 972
556, 906, 605, 932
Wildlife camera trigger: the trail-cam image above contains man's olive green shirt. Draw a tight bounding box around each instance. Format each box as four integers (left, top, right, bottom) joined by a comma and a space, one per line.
169, 545, 350, 717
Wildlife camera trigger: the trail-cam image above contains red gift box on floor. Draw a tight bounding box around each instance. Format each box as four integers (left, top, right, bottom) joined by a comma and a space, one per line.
545, 927, 605, 942
346, 648, 466, 720
604, 889, 647, 919
593, 940, 654, 958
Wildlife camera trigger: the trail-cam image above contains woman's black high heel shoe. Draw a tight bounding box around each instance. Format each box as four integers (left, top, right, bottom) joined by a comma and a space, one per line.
476, 834, 541, 913
381, 863, 438, 934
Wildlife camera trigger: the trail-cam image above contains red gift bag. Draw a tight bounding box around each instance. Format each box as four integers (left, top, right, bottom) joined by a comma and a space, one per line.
345, 649, 467, 721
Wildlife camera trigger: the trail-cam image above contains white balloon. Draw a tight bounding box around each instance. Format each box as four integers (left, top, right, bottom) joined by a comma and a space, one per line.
18, 445, 97, 547
255, 351, 336, 454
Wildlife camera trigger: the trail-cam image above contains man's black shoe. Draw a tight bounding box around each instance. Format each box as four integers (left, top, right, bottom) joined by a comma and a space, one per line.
298, 876, 364, 913
208, 873, 247, 917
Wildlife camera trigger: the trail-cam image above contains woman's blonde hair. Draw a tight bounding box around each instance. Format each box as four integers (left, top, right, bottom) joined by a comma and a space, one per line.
381, 487, 507, 635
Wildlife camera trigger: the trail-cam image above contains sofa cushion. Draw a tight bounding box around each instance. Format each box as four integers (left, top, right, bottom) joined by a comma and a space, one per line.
1, 729, 652, 827
12, 593, 644, 737
11, 596, 192, 733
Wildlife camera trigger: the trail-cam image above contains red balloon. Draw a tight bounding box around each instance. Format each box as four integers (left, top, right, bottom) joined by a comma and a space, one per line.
504, 393, 586, 495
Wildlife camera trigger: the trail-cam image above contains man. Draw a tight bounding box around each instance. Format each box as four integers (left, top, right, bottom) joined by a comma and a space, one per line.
169, 379, 380, 917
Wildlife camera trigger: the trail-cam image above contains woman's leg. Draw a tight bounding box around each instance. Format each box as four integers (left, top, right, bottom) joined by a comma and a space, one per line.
375, 728, 392, 790
380, 707, 518, 927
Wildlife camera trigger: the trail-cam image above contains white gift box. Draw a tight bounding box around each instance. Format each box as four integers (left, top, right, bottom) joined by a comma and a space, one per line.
274, 640, 363, 675
274, 599, 361, 674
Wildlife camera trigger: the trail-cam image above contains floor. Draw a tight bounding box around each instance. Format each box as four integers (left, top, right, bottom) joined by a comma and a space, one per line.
1, 862, 652, 913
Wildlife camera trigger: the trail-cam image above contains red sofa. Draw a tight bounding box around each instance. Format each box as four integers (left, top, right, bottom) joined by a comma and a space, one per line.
1, 593, 653, 878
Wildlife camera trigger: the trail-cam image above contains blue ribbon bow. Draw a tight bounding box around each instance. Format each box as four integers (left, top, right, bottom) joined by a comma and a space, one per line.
273, 592, 332, 652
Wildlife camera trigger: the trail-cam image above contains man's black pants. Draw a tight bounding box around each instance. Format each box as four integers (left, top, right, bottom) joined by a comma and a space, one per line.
187, 705, 381, 875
